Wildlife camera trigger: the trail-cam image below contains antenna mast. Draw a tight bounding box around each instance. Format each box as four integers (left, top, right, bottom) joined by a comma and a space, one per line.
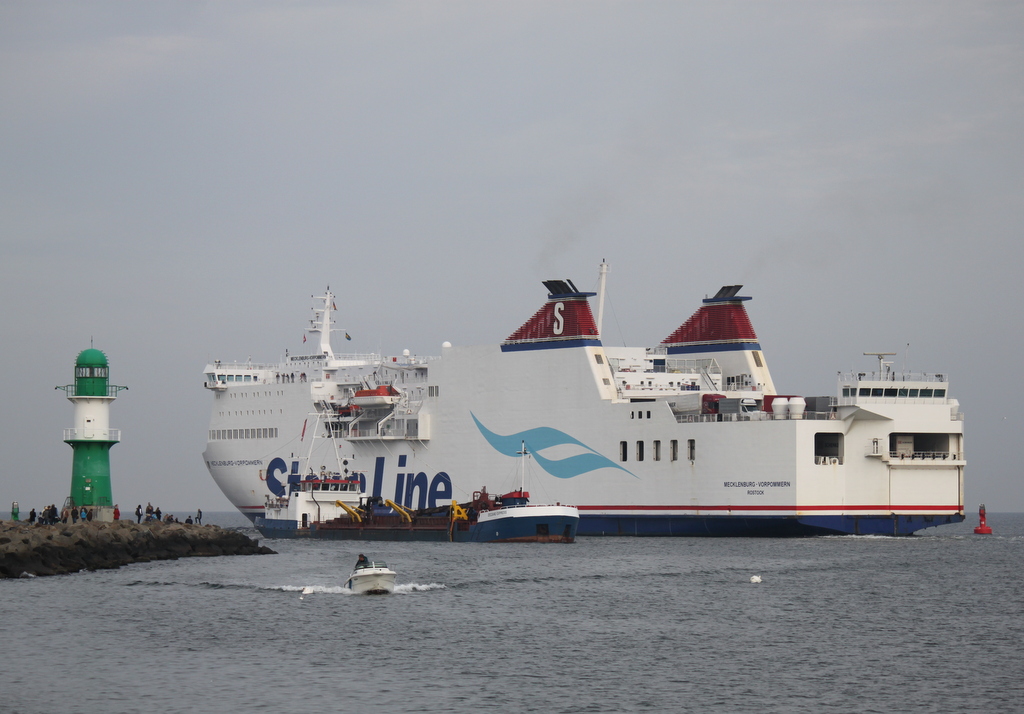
596, 260, 608, 337
863, 352, 896, 376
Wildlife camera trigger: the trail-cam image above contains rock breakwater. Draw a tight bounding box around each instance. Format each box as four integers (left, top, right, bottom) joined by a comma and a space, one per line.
0, 520, 276, 578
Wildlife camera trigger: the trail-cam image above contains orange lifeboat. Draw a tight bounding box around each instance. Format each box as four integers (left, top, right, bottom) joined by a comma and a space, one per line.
351, 385, 400, 407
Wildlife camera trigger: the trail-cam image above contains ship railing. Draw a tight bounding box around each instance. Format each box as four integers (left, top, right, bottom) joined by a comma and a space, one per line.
836, 396, 955, 407
887, 451, 962, 461
837, 371, 948, 383
618, 384, 755, 398
673, 412, 836, 424
64, 428, 120, 441
347, 420, 422, 440
206, 361, 286, 371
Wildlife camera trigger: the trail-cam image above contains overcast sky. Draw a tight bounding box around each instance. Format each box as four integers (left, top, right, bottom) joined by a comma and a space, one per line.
2, 1, 1022, 516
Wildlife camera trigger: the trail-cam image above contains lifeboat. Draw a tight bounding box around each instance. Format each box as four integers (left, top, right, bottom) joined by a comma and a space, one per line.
351, 385, 401, 407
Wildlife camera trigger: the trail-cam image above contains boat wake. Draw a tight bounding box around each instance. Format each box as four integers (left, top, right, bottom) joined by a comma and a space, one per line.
395, 582, 446, 593
272, 582, 447, 595
122, 579, 448, 593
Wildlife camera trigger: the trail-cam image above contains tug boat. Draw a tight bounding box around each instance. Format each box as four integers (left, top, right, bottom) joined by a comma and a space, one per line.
253, 464, 578, 543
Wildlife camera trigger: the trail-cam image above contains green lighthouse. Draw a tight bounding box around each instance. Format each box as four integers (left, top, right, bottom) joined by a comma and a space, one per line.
56, 349, 127, 519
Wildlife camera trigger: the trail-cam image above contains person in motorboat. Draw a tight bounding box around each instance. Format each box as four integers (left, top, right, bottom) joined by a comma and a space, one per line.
355, 553, 369, 569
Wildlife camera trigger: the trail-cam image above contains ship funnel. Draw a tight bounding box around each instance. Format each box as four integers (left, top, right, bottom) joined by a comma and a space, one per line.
661, 286, 776, 395
502, 280, 600, 353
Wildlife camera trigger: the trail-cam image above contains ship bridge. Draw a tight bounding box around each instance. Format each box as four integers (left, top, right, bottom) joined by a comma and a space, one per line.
837, 370, 953, 406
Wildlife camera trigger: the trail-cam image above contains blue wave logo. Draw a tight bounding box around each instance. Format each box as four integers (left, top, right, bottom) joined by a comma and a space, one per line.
472, 413, 636, 480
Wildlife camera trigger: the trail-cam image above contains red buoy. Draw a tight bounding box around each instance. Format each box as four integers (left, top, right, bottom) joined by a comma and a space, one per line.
974, 504, 993, 535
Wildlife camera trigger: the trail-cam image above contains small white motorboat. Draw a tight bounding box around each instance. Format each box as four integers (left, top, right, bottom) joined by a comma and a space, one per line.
344, 557, 396, 595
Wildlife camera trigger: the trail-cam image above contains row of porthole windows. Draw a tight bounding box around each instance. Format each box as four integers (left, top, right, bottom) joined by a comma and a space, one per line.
210, 428, 279, 440
619, 439, 696, 462
218, 410, 283, 417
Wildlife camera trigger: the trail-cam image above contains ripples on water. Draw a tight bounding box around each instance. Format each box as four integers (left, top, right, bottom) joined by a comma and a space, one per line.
2, 513, 1022, 714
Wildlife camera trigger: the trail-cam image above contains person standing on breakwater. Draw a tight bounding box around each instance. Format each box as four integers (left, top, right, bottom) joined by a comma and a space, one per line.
196, 508, 202, 525
135, 505, 142, 523
70, 507, 78, 524
80, 506, 87, 521
113, 504, 120, 521
145, 503, 153, 520
28, 508, 36, 524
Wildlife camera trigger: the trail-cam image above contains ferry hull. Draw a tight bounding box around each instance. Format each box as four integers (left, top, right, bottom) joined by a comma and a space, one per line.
579, 513, 965, 537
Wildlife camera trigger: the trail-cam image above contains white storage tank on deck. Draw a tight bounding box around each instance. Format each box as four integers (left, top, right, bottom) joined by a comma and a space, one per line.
789, 396, 806, 420
772, 397, 790, 419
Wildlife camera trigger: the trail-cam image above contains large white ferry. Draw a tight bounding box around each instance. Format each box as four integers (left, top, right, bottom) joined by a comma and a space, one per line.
202, 265, 965, 536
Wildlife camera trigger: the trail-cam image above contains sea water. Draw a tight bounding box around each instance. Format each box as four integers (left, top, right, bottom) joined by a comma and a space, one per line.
1, 513, 1021, 714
